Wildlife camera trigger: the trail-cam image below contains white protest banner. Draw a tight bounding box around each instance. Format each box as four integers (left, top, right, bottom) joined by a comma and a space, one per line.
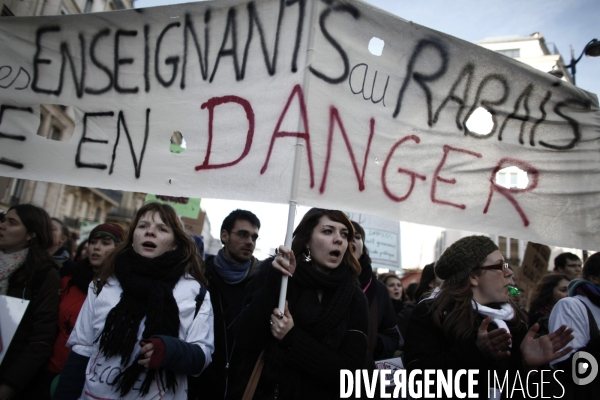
0, 0, 599, 250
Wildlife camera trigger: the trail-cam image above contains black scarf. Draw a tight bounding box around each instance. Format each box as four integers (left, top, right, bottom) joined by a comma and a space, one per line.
67, 259, 94, 294
96, 247, 186, 396
290, 259, 357, 339
391, 298, 404, 315
254, 258, 359, 400
574, 280, 600, 308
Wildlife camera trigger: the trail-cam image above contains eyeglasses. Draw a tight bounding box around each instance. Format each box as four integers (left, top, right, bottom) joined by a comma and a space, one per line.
476, 260, 512, 272
231, 230, 259, 242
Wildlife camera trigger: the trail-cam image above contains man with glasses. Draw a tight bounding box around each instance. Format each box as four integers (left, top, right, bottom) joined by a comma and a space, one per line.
190, 209, 261, 400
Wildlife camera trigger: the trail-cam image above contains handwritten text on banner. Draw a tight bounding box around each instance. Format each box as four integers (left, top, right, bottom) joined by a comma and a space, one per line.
0, 0, 599, 250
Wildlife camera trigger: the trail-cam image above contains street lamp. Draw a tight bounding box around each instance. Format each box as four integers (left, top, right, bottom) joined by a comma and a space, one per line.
563, 38, 600, 85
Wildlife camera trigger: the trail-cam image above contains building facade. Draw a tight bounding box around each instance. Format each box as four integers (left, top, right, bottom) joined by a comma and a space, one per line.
0, 0, 135, 242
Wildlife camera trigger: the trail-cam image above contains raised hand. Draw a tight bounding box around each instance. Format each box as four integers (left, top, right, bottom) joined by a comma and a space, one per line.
521, 323, 574, 369
272, 245, 296, 277
476, 316, 512, 360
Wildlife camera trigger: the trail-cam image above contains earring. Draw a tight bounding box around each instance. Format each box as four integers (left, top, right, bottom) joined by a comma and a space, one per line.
303, 247, 312, 262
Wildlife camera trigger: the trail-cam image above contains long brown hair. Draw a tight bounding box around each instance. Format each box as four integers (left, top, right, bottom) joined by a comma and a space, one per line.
7, 204, 56, 283
529, 274, 569, 312
430, 269, 527, 343
291, 208, 361, 277
96, 202, 206, 292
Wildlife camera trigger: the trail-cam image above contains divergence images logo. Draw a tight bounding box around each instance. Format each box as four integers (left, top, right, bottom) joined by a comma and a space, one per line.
572, 351, 598, 385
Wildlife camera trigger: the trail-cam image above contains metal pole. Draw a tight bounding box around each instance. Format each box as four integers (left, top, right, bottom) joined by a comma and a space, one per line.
277, 0, 318, 313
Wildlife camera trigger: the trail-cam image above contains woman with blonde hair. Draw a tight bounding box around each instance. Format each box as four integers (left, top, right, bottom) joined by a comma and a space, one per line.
233, 208, 369, 399
380, 273, 406, 315
54, 202, 214, 400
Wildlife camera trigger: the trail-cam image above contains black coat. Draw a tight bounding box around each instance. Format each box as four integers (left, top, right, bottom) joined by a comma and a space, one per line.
404, 299, 529, 400
358, 258, 402, 363
396, 301, 416, 340
232, 259, 369, 400
368, 280, 403, 361
189, 255, 255, 400
0, 261, 59, 398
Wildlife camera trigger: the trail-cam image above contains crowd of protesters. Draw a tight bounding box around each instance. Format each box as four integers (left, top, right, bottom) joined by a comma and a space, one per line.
0, 203, 597, 399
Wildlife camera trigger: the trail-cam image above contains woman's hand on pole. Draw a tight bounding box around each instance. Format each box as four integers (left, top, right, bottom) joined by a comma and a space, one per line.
476, 316, 512, 359
272, 245, 296, 277
271, 301, 294, 340
520, 323, 574, 369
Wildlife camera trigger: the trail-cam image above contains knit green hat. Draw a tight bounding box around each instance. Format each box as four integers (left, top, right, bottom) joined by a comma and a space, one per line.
435, 235, 499, 285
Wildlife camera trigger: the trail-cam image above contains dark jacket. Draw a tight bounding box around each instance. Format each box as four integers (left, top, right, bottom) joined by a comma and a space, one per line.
231, 259, 369, 400
358, 257, 402, 363
368, 280, 403, 361
189, 255, 255, 400
0, 261, 60, 398
396, 301, 416, 340
404, 299, 528, 400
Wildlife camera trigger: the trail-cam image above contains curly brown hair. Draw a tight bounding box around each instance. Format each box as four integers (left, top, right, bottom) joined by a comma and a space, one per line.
529, 274, 570, 312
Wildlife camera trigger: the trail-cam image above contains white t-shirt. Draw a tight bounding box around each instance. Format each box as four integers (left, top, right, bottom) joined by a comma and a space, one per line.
67, 275, 214, 400
549, 295, 600, 368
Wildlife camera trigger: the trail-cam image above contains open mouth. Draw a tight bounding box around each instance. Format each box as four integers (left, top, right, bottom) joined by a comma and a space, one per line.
330, 250, 341, 258
142, 241, 157, 249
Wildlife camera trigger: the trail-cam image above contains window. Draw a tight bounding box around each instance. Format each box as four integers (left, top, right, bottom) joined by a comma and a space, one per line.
49, 125, 62, 141
510, 173, 518, 187
81, 201, 89, 220
496, 49, 520, 58
495, 172, 509, 188
8, 179, 25, 205
498, 236, 520, 264
84, 0, 93, 13
65, 193, 76, 217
